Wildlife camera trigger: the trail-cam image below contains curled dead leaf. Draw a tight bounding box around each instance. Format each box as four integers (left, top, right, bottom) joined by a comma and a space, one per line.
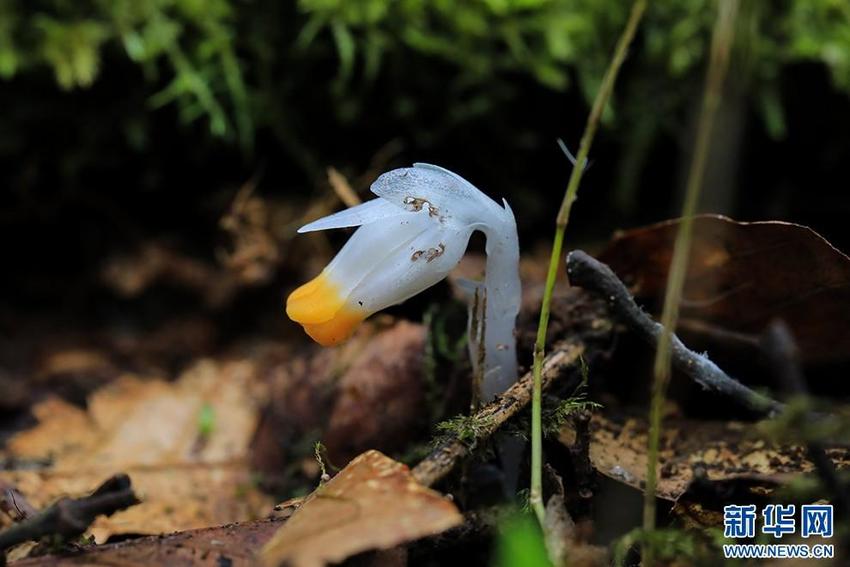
260, 450, 462, 567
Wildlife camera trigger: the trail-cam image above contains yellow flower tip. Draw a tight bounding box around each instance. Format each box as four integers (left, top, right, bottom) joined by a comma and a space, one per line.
285, 272, 366, 346
286, 272, 346, 324
302, 307, 365, 346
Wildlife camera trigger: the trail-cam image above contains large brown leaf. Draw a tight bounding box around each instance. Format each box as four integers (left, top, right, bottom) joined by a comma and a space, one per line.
260, 450, 462, 567
599, 215, 850, 363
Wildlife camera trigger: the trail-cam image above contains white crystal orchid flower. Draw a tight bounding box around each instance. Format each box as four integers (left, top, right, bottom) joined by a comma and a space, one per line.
286, 163, 521, 398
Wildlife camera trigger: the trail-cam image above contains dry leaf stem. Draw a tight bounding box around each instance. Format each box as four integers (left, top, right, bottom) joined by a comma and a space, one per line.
565, 249, 782, 416
643, 0, 740, 562
529, 0, 647, 524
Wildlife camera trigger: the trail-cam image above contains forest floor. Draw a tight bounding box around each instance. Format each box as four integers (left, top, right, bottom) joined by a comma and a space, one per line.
1, 210, 848, 566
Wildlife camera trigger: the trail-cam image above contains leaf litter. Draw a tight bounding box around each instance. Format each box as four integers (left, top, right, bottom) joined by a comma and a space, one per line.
260, 450, 462, 567
1, 359, 272, 543
560, 412, 850, 502
4, 215, 850, 565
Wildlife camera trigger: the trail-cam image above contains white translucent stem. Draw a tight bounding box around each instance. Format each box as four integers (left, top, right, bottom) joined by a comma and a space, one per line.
479, 210, 521, 401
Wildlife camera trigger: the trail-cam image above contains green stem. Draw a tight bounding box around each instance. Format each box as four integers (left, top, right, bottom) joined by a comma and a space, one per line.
529, 0, 647, 525
642, 0, 739, 564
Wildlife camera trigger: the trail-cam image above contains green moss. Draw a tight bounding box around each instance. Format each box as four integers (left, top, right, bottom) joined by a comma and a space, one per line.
1, 0, 848, 154
542, 395, 601, 438
436, 413, 496, 445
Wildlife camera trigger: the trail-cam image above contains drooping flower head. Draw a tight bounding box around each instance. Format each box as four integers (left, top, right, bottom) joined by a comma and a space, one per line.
287, 163, 521, 398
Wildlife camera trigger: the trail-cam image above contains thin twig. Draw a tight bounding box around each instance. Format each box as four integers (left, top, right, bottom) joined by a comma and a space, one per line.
0, 482, 37, 522
326, 167, 362, 208
677, 318, 760, 349
642, 0, 740, 559
761, 321, 850, 518
566, 250, 782, 416
568, 410, 595, 501
471, 287, 487, 413
529, 0, 647, 524
413, 340, 585, 488
0, 474, 139, 552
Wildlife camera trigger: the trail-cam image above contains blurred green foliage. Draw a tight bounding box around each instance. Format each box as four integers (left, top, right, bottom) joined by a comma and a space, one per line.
613, 527, 727, 566
492, 510, 552, 567
0, 0, 849, 156
0, 0, 252, 148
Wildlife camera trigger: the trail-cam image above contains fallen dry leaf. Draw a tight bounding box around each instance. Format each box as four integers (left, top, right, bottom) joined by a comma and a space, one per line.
560, 413, 850, 501
12, 517, 285, 566
252, 319, 427, 483
260, 450, 462, 567
599, 215, 850, 363
1, 359, 272, 542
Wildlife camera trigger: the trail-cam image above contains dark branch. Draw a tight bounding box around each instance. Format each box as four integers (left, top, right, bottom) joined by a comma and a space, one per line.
761, 321, 850, 517
0, 474, 139, 552
565, 250, 783, 417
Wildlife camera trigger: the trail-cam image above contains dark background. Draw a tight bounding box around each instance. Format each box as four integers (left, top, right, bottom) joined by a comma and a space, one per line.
1, 0, 849, 347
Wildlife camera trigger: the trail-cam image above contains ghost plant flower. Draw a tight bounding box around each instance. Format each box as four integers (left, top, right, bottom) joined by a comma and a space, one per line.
286, 163, 521, 399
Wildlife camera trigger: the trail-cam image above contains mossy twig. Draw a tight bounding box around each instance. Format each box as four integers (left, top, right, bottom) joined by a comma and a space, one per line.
413, 340, 585, 488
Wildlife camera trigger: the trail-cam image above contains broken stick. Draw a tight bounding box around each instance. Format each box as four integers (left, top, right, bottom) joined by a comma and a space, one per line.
0, 474, 139, 552
413, 340, 585, 487
565, 249, 783, 416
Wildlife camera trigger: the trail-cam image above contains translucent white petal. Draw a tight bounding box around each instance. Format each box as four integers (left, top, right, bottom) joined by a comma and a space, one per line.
370, 163, 506, 228
298, 198, 404, 233
323, 211, 432, 297
348, 224, 474, 314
